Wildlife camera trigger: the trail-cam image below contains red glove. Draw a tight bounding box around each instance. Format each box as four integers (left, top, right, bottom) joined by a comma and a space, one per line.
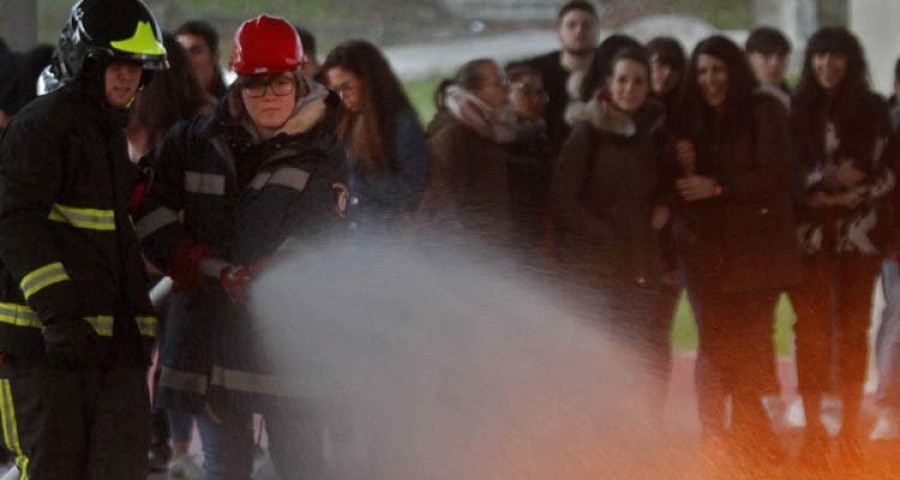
219, 257, 271, 306
166, 236, 217, 292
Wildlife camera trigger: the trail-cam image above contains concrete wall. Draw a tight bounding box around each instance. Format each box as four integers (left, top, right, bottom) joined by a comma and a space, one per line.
0, 0, 38, 51
850, 0, 900, 95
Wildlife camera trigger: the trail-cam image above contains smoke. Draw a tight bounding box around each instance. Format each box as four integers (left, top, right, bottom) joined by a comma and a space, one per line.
251, 235, 695, 479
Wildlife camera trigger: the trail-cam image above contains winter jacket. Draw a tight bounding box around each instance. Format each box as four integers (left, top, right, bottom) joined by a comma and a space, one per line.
135, 87, 348, 412
792, 91, 894, 257
673, 92, 800, 292
419, 110, 514, 242
345, 107, 427, 230
552, 99, 667, 288
0, 84, 157, 359
521, 51, 603, 152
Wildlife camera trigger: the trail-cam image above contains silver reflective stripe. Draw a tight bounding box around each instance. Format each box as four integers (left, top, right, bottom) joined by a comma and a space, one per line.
248, 168, 310, 192
209, 366, 298, 397
135, 207, 178, 240
248, 172, 272, 191
184, 171, 226, 195
268, 168, 310, 192
159, 366, 209, 394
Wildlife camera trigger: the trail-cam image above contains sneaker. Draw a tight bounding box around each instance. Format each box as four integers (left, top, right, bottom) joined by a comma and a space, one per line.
168, 455, 204, 480
869, 407, 900, 441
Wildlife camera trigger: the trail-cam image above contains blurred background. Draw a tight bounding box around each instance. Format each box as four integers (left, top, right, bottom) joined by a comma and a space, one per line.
1, 0, 898, 355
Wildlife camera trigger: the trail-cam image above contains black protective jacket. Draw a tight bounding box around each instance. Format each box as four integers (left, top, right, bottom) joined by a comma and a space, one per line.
0, 83, 157, 359
135, 90, 348, 412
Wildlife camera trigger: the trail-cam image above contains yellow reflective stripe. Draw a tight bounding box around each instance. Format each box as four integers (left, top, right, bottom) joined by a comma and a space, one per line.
0, 301, 155, 338
48, 203, 116, 231
0, 380, 29, 478
20, 262, 69, 300
0, 303, 41, 329
110, 21, 166, 56
84, 316, 114, 337
136, 316, 158, 337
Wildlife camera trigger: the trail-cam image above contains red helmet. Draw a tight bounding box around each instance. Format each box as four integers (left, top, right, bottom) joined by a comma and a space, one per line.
229, 14, 306, 75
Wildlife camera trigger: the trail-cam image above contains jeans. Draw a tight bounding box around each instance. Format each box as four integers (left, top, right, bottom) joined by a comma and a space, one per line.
196, 407, 255, 480
876, 260, 900, 408
195, 402, 326, 480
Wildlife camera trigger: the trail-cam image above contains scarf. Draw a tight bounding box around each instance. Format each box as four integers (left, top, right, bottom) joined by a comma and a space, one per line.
443, 85, 518, 144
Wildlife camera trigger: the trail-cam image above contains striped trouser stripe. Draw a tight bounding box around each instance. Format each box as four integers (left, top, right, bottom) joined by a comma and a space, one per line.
0, 380, 30, 479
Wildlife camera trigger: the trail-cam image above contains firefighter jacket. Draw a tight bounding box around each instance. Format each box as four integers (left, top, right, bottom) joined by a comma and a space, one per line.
135, 85, 348, 412
0, 84, 157, 359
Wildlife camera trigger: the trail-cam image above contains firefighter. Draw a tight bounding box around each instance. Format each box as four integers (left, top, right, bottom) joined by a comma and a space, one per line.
0, 0, 167, 477
133, 14, 347, 478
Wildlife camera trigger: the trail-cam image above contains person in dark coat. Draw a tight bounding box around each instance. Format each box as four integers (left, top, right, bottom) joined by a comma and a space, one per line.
745, 26, 792, 108
518, 0, 599, 151
646, 36, 686, 115
669, 35, 800, 467
0, 1, 167, 477
418, 58, 520, 245
789, 27, 895, 466
552, 47, 672, 413
175, 20, 229, 101
504, 63, 554, 251
134, 15, 348, 479
323, 40, 428, 231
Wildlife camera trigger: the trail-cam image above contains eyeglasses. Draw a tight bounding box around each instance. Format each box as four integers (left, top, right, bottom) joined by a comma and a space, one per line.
511, 81, 549, 102
241, 75, 297, 98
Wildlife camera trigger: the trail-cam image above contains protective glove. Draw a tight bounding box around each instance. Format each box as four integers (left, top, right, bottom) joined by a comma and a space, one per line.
219, 257, 271, 306
166, 236, 217, 292
42, 319, 101, 370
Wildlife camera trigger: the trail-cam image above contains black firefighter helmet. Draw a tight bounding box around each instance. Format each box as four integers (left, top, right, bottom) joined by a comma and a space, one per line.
50, 0, 168, 88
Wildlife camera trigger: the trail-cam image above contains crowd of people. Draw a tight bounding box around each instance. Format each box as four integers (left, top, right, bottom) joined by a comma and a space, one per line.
2, 0, 900, 478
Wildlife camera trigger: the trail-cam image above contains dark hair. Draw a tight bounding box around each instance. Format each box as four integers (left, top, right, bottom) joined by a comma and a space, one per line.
646, 36, 686, 72
674, 35, 758, 140
295, 26, 317, 58
792, 27, 879, 170
580, 34, 642, 99
558, 0, 597, 21
745, 27, 791, 55
131, 34, 211, 148
0, 37, 8, 55
609, 46, 651, 78
894, 57, 900, 81
505, 62, 542, 83
434, 58, 497, 110
322, 40, 416, 174
175, 20, 220, 54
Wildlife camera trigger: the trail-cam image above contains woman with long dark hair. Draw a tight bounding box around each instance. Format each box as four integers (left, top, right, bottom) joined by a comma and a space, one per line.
790, 27, 894, 464
322, 40, 427, 229
670, 35, 799, 465
128, 34, 214, 160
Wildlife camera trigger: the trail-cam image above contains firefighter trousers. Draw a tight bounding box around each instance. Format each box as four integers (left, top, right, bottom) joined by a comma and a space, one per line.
0, 360, 151, 479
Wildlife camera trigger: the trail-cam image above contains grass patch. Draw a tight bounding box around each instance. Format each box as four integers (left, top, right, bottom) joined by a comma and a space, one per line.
403, 76, 441, 126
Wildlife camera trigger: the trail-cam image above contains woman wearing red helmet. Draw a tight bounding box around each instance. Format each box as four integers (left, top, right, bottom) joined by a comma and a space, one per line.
133, 14, 347, 479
